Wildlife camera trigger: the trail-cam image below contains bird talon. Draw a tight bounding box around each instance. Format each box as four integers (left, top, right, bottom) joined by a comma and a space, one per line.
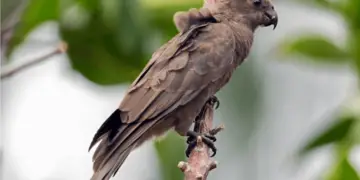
186, 139, 197, 157
205, 134, 217, 142
185, 130, 218, 157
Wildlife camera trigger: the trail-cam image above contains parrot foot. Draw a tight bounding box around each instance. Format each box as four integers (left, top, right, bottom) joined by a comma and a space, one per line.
185, 95, 221, 157
185, 130, 217, 157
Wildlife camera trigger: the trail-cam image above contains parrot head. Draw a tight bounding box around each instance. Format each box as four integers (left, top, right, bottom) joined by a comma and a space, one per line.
205, 0, 278, 30
239, 0, 278, 29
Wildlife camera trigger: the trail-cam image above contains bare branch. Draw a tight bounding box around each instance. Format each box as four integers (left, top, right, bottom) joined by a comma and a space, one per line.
178, 101, 224, 180
1, 42, 67, 79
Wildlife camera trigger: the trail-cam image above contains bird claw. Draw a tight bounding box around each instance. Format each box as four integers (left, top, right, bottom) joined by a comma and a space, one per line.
185, 130, 217, 157
185, 95, 220, 157
186, 132, 217, 143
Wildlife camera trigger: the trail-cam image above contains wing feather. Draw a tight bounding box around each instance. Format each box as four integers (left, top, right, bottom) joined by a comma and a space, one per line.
119, 23, 237, 124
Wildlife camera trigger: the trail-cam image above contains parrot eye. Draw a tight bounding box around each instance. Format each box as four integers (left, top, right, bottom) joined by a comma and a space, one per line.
252, 0, 262, 6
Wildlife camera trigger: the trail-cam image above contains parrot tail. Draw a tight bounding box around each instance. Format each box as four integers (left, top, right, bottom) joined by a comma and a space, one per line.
90, 142, 135, 180
89, 109, 122, 151
89, 109, 158, 180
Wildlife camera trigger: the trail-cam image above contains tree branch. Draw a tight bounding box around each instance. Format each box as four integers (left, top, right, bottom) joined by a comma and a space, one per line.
1, 42, 67, 79
178, 101, 225, 180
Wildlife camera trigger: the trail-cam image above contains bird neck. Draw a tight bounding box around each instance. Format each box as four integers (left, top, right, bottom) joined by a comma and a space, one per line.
221, 17, 255, 64
205, 1, 255, 63
213, 12, 255, 31
213, 13, 254, 41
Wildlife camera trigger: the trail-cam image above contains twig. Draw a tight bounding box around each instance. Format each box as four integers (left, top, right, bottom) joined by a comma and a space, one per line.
1, 42, 68, 79
178, 101, 225, 180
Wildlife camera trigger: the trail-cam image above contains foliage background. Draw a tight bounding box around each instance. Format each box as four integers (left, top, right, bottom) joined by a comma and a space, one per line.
1, 0, 360, 180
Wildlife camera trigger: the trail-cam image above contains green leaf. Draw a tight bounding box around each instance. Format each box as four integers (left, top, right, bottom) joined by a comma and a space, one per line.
343, 0, 360, 31
300, 116, 356, 155
349, 33, 360, 78
6, 0, 60, 57
76, 0, 99, 11
60, 0, 151, 85
142, 0, 202, 40
281, 35, 350, 63
351, 116, 360, 144
60, 15, 145, 85
326, 155, 360, 180
294, 0, 345, 15
323, 128, 360, 180
154, 131, 185, 180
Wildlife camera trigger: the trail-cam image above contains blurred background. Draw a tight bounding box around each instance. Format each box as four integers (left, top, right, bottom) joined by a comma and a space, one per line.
1, 0, 360, 180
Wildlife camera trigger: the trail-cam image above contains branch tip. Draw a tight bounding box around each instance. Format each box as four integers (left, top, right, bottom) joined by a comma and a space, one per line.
178, 161, 190, 172
1, 40, 67, 79
209, 124, 224, 135
208, 161, 218, 171
196, 136, 203, 144
57, 41, 68, 53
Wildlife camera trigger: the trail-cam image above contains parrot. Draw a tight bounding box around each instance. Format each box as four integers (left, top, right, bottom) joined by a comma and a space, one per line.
89, 0, 278, 179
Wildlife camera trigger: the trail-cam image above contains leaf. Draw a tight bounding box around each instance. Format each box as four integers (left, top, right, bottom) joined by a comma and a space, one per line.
349, 33, 360, 78
154, 131, 185, 180
300, 116, 356, 155
351, 116, 360, 144
294, 0, 345, 15
326, 155, 360, 180
323, 130, 360, 180
60, 0, 151, 85
343, 0, 360, 31
344, 0, 360, 75
6, 0, 60, 57
142, 0, 202, 40
280, 35, 350, 63
60, 16, 145, 85
76, 0, 99, 11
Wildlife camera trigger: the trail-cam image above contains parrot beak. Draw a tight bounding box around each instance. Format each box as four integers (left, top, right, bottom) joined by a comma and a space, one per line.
264, 8, 278, 30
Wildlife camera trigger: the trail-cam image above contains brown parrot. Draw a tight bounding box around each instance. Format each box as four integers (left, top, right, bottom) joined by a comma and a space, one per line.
89, 0, 278, 179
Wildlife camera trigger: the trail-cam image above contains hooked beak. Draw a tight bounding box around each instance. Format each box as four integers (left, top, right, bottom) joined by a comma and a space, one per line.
264, 8, 278, 30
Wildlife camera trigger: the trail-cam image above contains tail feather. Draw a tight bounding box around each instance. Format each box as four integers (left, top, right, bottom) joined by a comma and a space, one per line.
89, 109, 122, 151
96, 120, 158, 172
89, 109, 160, 180
91, 144, 135, 180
